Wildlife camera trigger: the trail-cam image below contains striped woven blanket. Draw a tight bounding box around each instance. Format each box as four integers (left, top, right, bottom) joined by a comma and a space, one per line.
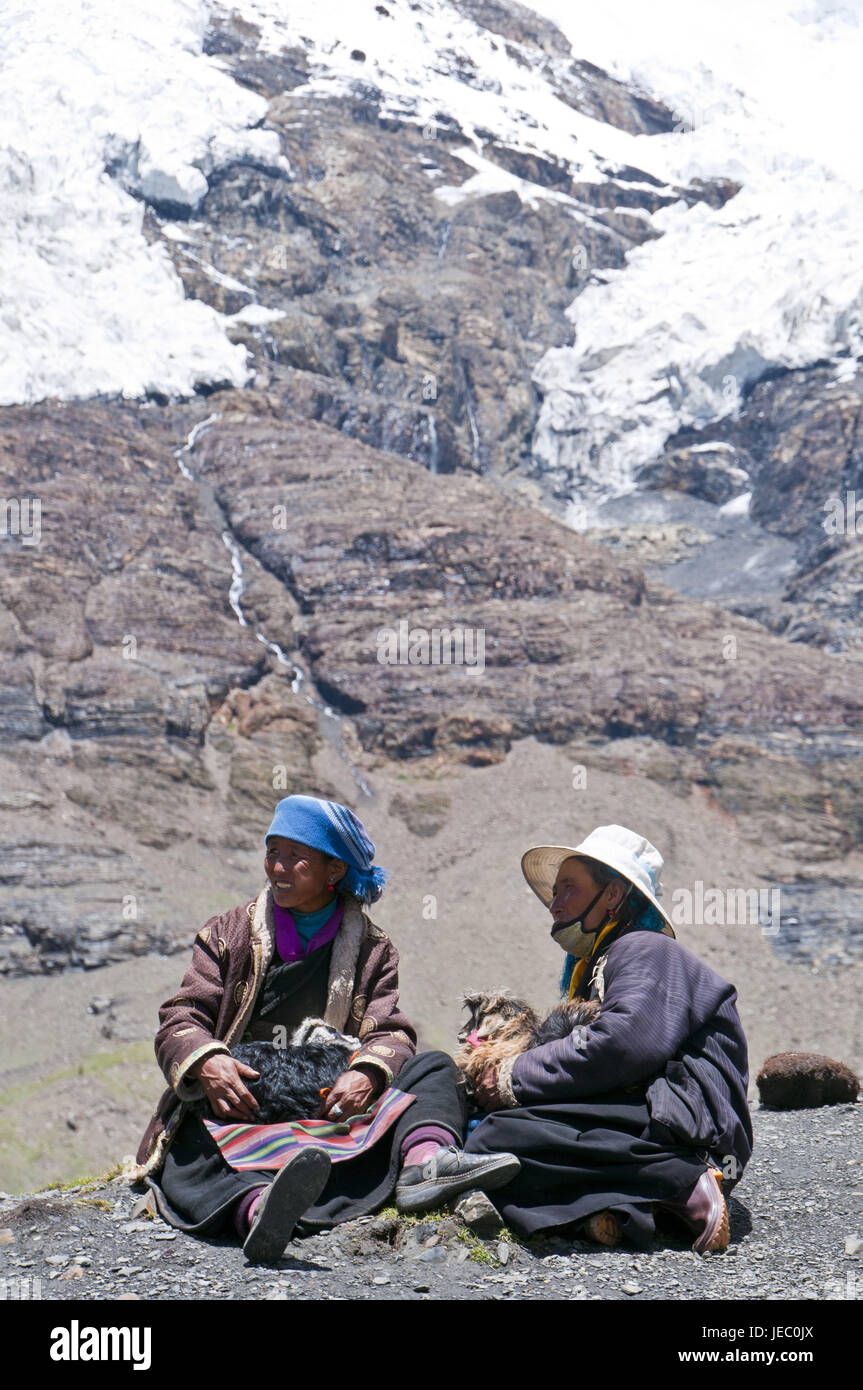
202, 1087, 416, 1171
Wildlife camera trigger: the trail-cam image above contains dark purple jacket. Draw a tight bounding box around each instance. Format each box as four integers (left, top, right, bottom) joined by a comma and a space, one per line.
510, 931, 753, 1177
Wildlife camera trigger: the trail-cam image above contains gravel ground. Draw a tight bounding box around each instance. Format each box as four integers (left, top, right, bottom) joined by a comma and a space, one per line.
1, 1105, 860, 1303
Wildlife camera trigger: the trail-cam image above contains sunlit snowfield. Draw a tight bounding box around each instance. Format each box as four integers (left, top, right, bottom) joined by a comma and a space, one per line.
2, 0, 862, 506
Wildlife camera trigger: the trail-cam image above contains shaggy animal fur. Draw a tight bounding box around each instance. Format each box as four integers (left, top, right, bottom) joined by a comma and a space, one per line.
192, 1018, 361, 1124
455, 990, 600, 1096
756, 1051, 859, 1109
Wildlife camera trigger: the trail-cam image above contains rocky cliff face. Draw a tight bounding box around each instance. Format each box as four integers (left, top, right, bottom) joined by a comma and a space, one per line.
1, 0, 861, 987
588, 365, 863, 663
2, 388, 862, 975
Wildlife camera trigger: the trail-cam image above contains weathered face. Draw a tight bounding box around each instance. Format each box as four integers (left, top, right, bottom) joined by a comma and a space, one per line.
550, 856, 617, 933
264, 835, 345, 913
457, 992, 526, 1044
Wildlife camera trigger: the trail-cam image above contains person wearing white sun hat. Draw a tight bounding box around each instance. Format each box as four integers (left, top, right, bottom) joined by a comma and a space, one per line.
463, 823, 753, 1254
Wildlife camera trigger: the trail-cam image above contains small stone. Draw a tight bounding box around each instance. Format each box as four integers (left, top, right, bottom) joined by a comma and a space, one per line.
46, 1254, 68, 1266
129, 1193, 156, 1221
0, 1230, 14, 1245
844, 1235, 862, 1255
154, 1231, 176, 1242
413, 1283, 430, 1293
116, 1293, 140, 1301
497, 1241, 510, 1266
122, 1221, 153, 1235
453, 1189, 503, 1238
424, 1234, 440, 1247
60, 1265, 85, 1280
372, 1274, 390, 1285
622, 1282, 642, 1295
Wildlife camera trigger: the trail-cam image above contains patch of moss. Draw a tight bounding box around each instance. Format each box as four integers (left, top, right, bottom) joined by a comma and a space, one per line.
376, 1206, 449, 1230
374, 1206, 522, 1268
35, 1160, 125, 1195
457, 1223, 523, 1266
456, 1227, 497, 1265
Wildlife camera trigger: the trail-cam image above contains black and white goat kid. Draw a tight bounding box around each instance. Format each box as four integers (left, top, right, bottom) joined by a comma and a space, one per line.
192, 1018, 361, 1125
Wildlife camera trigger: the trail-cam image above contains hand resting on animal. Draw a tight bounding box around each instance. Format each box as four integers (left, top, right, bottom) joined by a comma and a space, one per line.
455, 991, 600, 1111
191, 1019, 363, 1124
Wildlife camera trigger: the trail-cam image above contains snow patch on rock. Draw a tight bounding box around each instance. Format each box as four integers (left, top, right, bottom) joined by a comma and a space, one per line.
528, 0, 863, 502
0, 0, 281, 406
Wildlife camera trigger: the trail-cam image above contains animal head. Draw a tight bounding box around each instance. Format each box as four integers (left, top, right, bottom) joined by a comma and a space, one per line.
458, 991, 540, 1046
291, 1017, 361, 1051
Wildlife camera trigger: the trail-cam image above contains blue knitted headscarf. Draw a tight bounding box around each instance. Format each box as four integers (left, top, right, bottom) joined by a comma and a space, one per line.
265, 795, 389, 905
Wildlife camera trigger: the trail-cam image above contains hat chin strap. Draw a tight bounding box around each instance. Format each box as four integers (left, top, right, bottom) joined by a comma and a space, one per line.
550, 885, 605, 940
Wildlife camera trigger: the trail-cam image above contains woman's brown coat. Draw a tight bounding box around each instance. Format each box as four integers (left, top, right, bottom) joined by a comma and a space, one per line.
133, 887, 417, 1178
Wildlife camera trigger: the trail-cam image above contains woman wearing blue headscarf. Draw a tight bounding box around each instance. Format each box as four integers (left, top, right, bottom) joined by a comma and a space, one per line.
134, 794, 518, 1261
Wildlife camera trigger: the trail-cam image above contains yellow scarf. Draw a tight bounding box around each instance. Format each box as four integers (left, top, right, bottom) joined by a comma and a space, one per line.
567, 918, 620, 999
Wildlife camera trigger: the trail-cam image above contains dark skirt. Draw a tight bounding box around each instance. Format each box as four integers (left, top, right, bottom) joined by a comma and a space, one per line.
464, 1087, 710, 1249
145, 1050, 468, 1236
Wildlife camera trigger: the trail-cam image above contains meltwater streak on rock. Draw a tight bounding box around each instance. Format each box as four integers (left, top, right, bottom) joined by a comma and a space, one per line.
219, 528, 299, 690
428, 416, 439, 476
173, 417, 372, 799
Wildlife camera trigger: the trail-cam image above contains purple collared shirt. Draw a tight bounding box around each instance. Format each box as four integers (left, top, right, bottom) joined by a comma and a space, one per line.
273, 898, 344, 963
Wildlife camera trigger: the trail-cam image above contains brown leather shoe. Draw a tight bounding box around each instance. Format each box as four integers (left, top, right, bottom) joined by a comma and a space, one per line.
584, 1209, 622, 1247
657, 1167, 730, 1254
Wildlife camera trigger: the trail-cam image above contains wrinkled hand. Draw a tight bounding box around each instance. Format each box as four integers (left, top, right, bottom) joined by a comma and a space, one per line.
474, 1065, 504, 1112
195, 1054, 260, 1122
318, 1067, 380, 1121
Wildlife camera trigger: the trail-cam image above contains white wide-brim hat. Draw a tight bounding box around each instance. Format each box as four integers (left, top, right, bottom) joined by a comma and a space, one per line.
521, 823, 675, 936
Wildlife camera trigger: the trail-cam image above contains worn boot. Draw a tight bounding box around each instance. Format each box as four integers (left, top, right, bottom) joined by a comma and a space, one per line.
395, 1145, 520, 1213
583, 1209, 623, 1247
243, 1149, 331, 1264
656, 1167, 730, 1254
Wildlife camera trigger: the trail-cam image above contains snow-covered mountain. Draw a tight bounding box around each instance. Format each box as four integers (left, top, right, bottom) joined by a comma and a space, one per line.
4, 0, 863, 510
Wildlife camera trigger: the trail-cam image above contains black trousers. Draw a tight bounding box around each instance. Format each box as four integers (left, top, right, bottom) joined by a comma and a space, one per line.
147, 1051, 468, 1235
465, 1089, 710, 1248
